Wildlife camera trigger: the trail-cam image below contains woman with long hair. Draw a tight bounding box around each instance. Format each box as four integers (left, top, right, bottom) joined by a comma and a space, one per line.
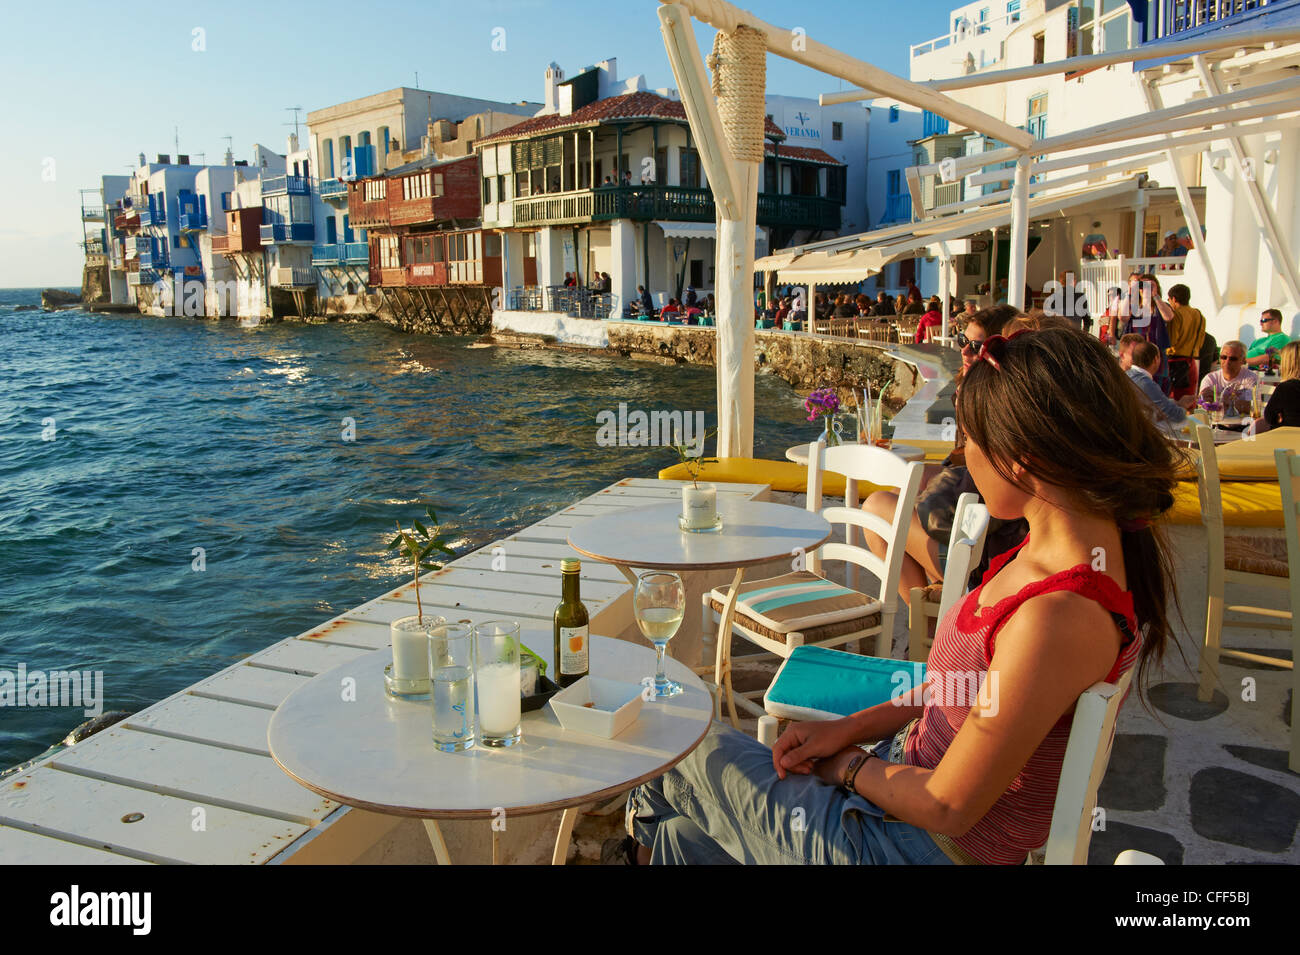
612, 325, 1180, 865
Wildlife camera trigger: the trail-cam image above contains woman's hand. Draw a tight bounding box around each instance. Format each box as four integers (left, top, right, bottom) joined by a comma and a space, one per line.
771, 718, 859, 780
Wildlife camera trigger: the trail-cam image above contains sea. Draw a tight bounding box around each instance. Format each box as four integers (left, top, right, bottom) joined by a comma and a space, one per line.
0, 287, 812, 767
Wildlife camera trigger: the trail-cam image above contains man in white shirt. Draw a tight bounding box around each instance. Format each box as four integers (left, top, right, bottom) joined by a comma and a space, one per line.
1199, 340, 1259, 414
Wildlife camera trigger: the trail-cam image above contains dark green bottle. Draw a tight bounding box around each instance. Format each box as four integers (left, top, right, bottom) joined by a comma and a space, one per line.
554, 558, 590, 687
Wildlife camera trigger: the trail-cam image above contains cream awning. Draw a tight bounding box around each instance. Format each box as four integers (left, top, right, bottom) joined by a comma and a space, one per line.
755, 177, 1144, 282
654, 221, 764, 242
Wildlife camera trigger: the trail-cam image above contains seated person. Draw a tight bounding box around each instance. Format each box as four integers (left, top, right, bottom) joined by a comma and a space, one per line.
616, 325, 1177, 866
901, 291, 926, 316
915, 297, 944, 343
659, 298, 681, 321
1246, 308, 1291, 369
1263, 341, 1300, 430
1125, 340, 1195, 424
1199, 340, 1258, 415
684, 287, 698, 309
871, 292, 895, 317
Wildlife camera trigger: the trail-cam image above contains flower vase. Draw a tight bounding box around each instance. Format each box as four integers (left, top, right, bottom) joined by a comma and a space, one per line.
822, 414, 845, 447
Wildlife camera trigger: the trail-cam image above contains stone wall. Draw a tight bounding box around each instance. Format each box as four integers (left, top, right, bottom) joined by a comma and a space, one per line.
79, 265, 110, 305
603, 323, 921, 409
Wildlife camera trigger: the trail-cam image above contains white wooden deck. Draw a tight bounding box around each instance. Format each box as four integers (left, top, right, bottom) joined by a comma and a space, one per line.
0, 477, 768, 864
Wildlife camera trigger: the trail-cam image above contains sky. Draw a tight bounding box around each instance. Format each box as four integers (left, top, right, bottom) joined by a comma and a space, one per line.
0, 0, 961, 288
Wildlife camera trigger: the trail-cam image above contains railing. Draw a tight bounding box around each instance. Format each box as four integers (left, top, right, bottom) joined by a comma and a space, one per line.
933, 181, 962, 208
270, 266, 317, 287
910, 8, 1021, 58
81, 204, 104, 220
756, 193, 841, 231
260, 222, 315, 243
139, 247, 169, 270
126, 269, 157, 287
510, 184, 843, 229
129, 236, 151, 255
882, 193, 912, 223
260, 175, 310, 196
138, 206, 155, 227
507, 285, 613, 319
178, 210, 207, 231
514, 190, 595, 226
318, 178, 348, 200
1156, 0, 1277, 40
312, 242, 367, 265
82, 239, 106, 255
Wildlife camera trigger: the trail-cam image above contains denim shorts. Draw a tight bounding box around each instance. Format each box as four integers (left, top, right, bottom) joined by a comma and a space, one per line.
626, 722, 954, 865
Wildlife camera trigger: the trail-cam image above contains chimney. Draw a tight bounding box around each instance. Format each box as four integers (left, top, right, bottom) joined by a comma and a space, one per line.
177, 154, 189, 165
287, 132, 299, 154
544, 62, 564, 113
224, 146, 235, 166
138, 152, 146, 166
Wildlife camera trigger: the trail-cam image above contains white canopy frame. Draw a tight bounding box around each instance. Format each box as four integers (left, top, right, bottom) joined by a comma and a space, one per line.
656, 0, 1300, 457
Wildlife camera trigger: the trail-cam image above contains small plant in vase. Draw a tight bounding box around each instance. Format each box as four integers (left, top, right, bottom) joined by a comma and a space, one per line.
805, 387, 844, 445
671, 426, 720, 532
382, 507, 456, 698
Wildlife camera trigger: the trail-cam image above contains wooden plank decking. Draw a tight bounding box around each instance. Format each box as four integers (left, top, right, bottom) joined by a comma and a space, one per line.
0, 477, 768, 864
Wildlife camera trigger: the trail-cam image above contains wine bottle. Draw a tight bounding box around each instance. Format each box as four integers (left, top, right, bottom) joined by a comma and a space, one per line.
553, 558, 589, 687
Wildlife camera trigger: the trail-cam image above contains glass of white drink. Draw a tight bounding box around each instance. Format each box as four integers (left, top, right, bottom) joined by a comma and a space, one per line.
475, 620, 523, 747
430, 623, 475, 752
634, 571, 685, 700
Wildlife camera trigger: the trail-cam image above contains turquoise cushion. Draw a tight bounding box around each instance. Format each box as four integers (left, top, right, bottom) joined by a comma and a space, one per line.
766, 645, 926, 717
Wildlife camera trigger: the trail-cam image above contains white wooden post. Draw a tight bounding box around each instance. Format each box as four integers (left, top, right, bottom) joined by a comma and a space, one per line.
939, 246, 951, 340
1008, 155, 1030, 310
988, 228, 999, 305
1131, 190, 1146, 259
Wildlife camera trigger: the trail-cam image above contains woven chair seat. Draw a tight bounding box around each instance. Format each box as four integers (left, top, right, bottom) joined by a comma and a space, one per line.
1224, 534, 1290, 578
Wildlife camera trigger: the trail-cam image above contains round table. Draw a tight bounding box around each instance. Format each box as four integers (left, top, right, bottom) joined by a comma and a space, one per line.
784, 441, 925, 465
268, 635, 712, 865
568, 498, 832, 726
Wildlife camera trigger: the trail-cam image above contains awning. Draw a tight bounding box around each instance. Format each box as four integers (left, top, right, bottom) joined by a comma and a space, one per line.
654, 221, 764, 242
755, 176, 1144, 283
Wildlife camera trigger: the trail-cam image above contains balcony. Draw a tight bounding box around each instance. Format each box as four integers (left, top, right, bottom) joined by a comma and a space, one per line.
319, 179, 348, 201
261, 175, 310, 197
81, 203, 104, 221
312, 242, 369, 266
882, 193, 913, 224
178, 210, 208, 231
1153, 0, 1283, 40
755, 194, 841, 232
139, 246, 169, 270
512, 185, 841, 231
260, 222, 315, 244
270, 266, 316, 287
592, 186, 712, 223
127, 269, 158, 287
129, 236, 152, 256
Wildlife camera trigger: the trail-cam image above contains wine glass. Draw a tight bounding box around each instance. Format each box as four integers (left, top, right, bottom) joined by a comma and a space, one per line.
633, 571, 685, 700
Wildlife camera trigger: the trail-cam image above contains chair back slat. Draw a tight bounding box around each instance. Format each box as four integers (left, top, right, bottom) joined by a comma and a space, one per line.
1044, 669, 1133, 865
938, 494, 990, 619
1194, 425, 1224, 526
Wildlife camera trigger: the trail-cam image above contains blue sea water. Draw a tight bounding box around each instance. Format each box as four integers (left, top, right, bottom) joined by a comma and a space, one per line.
0, 287, 812, 767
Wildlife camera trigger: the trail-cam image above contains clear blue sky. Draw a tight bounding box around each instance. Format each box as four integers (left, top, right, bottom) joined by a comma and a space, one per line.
0, 0, 959, 288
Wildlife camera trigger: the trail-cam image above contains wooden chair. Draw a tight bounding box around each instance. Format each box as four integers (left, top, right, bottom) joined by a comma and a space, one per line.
756, 668, 1134, 866
907, 492, 990, 664
703, 443, 923, 725
1194, 425, 1292, 707
1272, 448, 1300, 772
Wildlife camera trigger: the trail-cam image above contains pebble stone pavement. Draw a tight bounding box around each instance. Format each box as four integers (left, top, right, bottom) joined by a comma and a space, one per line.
562, 518, 1298, 864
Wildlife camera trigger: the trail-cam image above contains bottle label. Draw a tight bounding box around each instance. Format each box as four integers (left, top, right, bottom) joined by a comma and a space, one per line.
559, 625, 589, 675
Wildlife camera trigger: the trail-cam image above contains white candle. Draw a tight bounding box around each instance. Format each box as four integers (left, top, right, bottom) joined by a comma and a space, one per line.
682, 483, 717, 529
391, 616, 430, 683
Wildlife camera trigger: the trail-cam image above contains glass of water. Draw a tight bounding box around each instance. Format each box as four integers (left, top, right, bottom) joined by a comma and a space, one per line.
634, 571, 685, 700
475, 620, 522, 748
429, 622, 475, 752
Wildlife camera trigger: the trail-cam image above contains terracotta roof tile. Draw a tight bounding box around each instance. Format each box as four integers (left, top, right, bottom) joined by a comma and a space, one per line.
476, 91, 785, 145
765, 143, 844, 165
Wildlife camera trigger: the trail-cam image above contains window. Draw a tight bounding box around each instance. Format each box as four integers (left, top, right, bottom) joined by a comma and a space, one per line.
482, 177, 493, 205
1033, 32, 1045, 64
680, 149, 701, 189
832, 121, 843, 141
364, 179, 386, 202
378, 126, 390, 158
889, 105, 899, 123
221, 192, 231, 212
1027, 93, 1048, 140
1079, 0, 1096, 55
434, 173, 444, 197
324, 140, 335, 178
1007, 0, 1021, 22
433, 236, 445, 263
497, 174, 506, 201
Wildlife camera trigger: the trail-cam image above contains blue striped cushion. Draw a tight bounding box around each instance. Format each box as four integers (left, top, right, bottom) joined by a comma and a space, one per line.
766, 645, 926, 718
711, 571, 878, 636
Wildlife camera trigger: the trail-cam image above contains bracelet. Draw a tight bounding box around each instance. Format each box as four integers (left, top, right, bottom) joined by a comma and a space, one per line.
841, 749, 878, 793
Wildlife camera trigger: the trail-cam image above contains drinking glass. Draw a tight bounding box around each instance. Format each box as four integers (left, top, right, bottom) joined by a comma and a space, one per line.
475, 620, 522, 747
429, 623, 475, 752
634, 571, 685, 700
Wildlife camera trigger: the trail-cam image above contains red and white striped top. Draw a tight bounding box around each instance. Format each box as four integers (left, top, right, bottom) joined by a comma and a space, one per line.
902, 539, 1141, 865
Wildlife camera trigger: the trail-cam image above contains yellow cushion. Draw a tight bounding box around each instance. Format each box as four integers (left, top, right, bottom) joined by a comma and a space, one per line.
1164, 481, 1283, 528
657, 457, 889, 498
1211, 427, 1300, 481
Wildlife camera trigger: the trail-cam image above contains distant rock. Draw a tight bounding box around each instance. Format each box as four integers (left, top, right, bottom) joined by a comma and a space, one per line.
41, 288, 80, 309
13, 304, 37, 312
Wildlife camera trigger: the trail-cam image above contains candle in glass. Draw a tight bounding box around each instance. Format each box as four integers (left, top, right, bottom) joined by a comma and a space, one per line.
391, 615, 434, 684
681, 482, 717, 529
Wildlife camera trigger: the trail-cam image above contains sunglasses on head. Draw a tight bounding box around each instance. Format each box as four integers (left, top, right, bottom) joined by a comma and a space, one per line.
972, 328, 1033, 372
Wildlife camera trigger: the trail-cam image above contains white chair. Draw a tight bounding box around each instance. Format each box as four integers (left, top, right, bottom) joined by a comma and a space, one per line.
1271, 447, 1300, 772
757, 669, 1134, 866
907, 492, 991, 664
1193, 425, 1291, 706
703, 443, 924, 726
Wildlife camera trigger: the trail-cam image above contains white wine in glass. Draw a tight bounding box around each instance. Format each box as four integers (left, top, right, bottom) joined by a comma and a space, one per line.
634, 571, 685, 699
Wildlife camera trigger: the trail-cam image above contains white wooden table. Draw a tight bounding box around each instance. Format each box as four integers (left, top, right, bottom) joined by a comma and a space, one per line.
784, 441, 924, 465
568, 499, 832, 727
267, 635, 711, 865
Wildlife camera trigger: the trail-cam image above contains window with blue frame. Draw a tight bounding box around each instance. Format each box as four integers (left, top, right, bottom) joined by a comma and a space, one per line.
1007, 0, 1021, 22
889, 105, 899, 123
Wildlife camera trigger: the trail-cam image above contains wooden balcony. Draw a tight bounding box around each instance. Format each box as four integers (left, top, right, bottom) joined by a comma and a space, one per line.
213, 208, 264, 254
511, 185, 841, 231
348, 182, 388, 229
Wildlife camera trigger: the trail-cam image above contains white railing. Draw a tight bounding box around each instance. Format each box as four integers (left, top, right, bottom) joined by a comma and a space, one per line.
910, 8, 1022, 59
1075, 254, 1187, 320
